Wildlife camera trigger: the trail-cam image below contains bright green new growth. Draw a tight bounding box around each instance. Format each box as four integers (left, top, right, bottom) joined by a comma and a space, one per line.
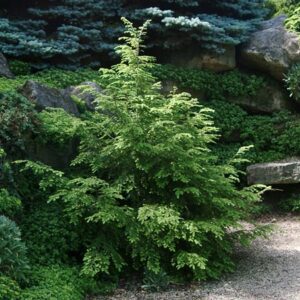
0, 275, 21, 300
20, 266, 85, 300
21, 18, 269, 283
267, 0, 300, 32
285, 64, 300, 102
38, 108, 82, 146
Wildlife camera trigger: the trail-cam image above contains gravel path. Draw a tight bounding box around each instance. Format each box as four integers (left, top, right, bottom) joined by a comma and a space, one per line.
95, 216, 300, 300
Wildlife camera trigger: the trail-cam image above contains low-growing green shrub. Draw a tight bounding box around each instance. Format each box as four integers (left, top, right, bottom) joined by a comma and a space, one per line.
276, 119, 300, 156
238, 111, 292, 163
207, 100, 248, 141
0, 189, 22, 217
152, 64, 266, 101
0, 149, 16, 196
9, 60, 32, 76
0, 275, 21, 300
210, 107, 292, 164
31, 68, 99, 89
0, 215, 28, 281
0, 91, 38, 152
20, 204, 79, 265
0, 68, 99, 93
279, 194, 300, 212
142, 269, 170, 292
21, 265, 85, 300
38, 108, 82, 147
240, 115, 279, 150
212, 143, 243, 164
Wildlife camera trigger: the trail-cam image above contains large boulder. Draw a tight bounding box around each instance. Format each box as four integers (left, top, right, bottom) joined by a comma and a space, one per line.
167, 45, 236, 72
20, 80, 79, 116
0, 53, 14, 78
230, 80, 291, 113
240, 15, 300, 81
64, 81, 102, 111
247, 159, 300, 185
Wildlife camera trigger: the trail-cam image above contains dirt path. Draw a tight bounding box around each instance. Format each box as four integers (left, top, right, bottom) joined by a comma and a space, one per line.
95, 216, 300, 300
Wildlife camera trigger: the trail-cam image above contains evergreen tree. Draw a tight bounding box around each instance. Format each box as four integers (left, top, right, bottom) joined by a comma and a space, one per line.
22, 19, 269, 282
0, 0, 267, 67
131, 0, 267, 52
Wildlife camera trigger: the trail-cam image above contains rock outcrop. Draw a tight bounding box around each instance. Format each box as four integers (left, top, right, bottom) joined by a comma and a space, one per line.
240, 15, 300, 81
64, 81, 102, 111
230, 80, 291, 113
20, 80, 79, 116
167, 45, 236, 72
0, 53, 14, 78
247, 159, 300, 185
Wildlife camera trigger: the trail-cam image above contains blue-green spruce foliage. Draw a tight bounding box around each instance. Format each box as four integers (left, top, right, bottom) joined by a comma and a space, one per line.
0, 0, 267, 67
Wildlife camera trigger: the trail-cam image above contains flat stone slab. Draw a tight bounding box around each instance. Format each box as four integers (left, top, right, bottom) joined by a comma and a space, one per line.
247, 159, 300, 185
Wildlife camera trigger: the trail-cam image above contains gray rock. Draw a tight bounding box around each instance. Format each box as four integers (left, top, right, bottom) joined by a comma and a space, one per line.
20, 80, 79, 116
240, 15, 300, 80
64, 81, 102, 111
168, 45, 236, 72
230, 80, 291, 113
247, 159, 300, 185
0, 53, 14, 78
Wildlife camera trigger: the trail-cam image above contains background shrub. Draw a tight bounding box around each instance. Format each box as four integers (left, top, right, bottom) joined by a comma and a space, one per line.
20, 204, 79, 265
285, 64, 300, 102
0, 215, 28, 281
0, 188, 22, 217
207, 100, 248, 141
37, 108, 82, 147
276, 119, 300, 156
9, 60, 32, 76
0, 0, 267, 67
152, 65, 266, 101
279, 194, 300, 212
20, 265, 85, 300
0, 68, 99, 93
0, 91, 38, 153
0, 275, 21, 300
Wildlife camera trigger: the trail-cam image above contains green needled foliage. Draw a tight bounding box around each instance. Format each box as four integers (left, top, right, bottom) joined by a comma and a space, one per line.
20, 19, 269, 283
